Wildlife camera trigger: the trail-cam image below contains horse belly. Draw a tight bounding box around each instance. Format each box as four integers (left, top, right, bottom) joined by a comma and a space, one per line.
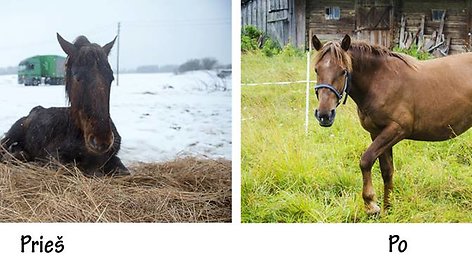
409, 118, 472, 141
410, 86, 472, 141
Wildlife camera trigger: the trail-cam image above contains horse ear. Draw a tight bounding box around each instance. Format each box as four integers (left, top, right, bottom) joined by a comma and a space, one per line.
341, 34, 351, 51
311, 35, 323, 51
103, 36, 117, 56
57, 33, 77, 56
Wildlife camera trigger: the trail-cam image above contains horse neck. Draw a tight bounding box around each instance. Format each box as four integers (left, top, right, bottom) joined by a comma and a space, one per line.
347, 50, 387, 106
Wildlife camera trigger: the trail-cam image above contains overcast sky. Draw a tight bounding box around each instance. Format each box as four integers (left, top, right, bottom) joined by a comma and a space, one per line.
0, 0, 231, 70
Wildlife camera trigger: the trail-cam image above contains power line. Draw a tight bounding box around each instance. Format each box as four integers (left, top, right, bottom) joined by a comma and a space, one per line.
123, 18, 231, 28
0, 24, 116, 51
123, 18, 230, 24
116, 22, 121, 86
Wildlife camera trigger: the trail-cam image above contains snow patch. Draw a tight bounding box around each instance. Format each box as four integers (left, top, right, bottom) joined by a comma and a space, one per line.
0, 71, 232, 164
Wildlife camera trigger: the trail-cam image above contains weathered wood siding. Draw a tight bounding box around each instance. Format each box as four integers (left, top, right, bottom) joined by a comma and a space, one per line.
397, 0, 470, 53
241, 0, 268, 34
266, 0, 290, 45
243, 0, 472, 53
356, 0, 395, 47
306, 0, 357, 48
241, 0, 306, 48
294, 0, 306, 47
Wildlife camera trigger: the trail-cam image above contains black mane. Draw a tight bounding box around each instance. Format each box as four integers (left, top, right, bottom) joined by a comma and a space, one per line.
73, 35, 91, 47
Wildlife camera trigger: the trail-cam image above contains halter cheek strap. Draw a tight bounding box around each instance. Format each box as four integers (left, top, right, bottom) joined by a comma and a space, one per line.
314, 71, 351, 106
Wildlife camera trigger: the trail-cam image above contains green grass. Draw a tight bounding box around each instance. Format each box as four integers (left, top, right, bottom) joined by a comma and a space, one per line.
241, 50, 308, 84
241, 51, 472, 223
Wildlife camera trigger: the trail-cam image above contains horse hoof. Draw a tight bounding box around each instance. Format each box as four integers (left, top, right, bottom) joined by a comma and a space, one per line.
366, 203, 381, 215
110, 168, 130, 177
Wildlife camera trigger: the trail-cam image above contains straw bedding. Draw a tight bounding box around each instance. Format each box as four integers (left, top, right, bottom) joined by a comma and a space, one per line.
0, 157, 231, 222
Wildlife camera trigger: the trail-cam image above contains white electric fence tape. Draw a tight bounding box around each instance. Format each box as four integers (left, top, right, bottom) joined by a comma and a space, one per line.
241, 51, 315, 135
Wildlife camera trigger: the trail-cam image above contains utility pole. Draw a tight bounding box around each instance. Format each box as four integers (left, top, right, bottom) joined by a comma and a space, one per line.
116, 22, 121, 86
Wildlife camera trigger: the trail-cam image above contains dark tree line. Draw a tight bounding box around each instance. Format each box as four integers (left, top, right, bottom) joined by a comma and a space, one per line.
176, 57, 219, 74
132, 57, 228, 74
0, 66, 17, 75
0, 57, 231, 75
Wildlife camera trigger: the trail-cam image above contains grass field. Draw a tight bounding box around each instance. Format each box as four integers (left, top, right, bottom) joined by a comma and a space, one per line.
241, 51, 472, 223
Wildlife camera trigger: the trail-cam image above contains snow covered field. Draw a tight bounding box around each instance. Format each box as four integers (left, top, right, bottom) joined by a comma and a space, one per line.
0, 71, 232, 164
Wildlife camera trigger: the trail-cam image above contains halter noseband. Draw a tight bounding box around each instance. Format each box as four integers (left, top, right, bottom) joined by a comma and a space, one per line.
314, 71, 351, 106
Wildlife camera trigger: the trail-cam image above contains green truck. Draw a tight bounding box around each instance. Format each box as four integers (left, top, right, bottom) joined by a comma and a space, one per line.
18, 55, 66, 86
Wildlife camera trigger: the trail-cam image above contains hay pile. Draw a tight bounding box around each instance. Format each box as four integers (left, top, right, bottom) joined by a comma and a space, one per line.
0, 157, 231, 222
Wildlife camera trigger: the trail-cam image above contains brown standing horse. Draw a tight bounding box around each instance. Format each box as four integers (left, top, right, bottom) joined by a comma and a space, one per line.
0, 34, 128, 176
312, 34, 472, 215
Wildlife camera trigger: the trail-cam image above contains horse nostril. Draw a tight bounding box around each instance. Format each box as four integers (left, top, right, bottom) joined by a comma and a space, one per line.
89, 136, 98, 148
314, 108, 336, 127
88, 134, 114, 153
88, 135, 104, 152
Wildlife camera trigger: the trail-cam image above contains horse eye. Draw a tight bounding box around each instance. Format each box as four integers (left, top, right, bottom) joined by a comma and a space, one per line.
315, 68, 318, 73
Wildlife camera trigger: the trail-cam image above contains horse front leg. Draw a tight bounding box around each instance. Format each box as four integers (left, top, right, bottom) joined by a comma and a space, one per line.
361, 123, 404, 215
103, 155, 130, 176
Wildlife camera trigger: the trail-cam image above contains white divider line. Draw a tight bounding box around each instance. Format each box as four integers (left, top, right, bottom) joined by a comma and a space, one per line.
241, 80, 317, 86
305, 51, 311, 134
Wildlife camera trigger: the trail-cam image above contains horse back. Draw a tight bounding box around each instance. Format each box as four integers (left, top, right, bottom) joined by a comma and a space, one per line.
400, 53, 472, 140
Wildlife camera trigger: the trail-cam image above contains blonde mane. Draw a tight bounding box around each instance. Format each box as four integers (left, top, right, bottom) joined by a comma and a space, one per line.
314, 41, 353, 72
314, 40, 418, 71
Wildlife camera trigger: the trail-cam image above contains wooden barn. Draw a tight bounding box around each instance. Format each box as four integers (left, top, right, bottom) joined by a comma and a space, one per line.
241, 0, 307, 47
241, 0, 472, 54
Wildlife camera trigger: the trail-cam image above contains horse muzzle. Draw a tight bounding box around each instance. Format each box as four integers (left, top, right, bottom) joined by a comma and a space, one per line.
314, 109, 336, 127
86, 133, 115, 154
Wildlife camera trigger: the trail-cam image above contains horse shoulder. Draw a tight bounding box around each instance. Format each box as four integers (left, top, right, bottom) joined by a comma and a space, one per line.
355, 82, 414, 136
356, 108, 380, 134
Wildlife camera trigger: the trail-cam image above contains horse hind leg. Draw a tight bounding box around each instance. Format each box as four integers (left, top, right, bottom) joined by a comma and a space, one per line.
0, 117, 30, 161
1, 107, 46, 162
379, 147, 394, 212
2, 146, 30, 162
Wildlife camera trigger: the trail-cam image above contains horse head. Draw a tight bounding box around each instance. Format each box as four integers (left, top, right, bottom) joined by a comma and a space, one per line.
57, 33, 117, 154
312, 34, 352, 127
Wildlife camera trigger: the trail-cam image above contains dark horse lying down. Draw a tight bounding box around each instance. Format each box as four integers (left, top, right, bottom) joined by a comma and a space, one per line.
0, 34, 128, 176
312, 34, 472, 215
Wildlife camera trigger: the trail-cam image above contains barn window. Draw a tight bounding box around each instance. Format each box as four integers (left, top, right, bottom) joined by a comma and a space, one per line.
325, 6, 341, 20
431, 9, 445, 22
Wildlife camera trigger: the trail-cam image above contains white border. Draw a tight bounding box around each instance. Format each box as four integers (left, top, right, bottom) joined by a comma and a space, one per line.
1, 223, 471, 267
232, 0, 242, 224
1, 2, 471, 267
